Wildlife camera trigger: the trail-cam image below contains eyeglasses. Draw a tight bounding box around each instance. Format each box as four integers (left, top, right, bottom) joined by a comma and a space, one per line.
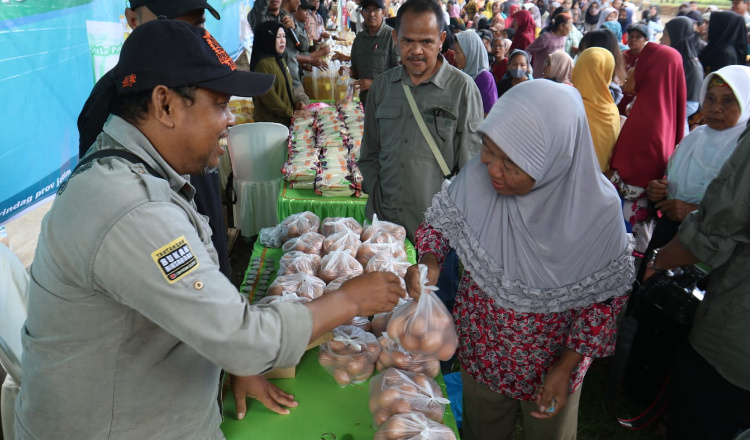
362, 7, 383, 14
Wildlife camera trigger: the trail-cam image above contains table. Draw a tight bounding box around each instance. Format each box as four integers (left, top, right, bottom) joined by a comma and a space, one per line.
222, 240, 461, 439
220, 347, 461, 440
277, 181, 369, 225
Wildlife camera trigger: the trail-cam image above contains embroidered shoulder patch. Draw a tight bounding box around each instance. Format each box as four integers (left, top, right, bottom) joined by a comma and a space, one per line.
151, 236, 199, 284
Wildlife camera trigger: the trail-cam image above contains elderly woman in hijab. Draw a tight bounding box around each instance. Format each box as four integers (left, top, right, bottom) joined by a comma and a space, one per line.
527, 11, 573, 78
455, 31, 498, 114
662, 16, 704, 134
698, 11, 747, 75
406, 79, 634, 440
543, 49, 574, 84
572, 47, 621, 172
638, 65, 750, 282
609, 42, 686, 259
250, 21, 306, 126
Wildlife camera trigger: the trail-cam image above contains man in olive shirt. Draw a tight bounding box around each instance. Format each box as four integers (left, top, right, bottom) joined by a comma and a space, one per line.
350, 0, 400, 105
358, 0, 483, 242
644, 123, 750, 439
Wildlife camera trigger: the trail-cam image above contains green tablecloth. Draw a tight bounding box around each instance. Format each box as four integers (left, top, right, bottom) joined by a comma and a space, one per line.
277, 181, 369, 224
223, 242, 459, 440
220, 347, 460, 440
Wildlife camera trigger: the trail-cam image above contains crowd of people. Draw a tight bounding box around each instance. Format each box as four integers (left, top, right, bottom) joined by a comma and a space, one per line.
2, 0, 750, 439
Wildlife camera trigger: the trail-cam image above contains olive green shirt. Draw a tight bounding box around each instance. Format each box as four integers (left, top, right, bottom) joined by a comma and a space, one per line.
253, 57, 294, 126
680, 125, 750, 391
358, 57, 483, 241
350, 21, 400, 105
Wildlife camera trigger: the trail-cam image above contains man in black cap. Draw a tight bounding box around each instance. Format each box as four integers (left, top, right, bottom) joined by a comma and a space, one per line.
348, 0, 399, 105
15, 19, 404, 440
77, 0, 234, 289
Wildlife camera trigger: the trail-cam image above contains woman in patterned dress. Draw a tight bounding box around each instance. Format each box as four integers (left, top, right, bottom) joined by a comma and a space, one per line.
405, 80, 634, 440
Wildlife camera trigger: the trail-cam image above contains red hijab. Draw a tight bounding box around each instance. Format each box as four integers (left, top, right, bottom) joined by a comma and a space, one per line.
610, 43, 686, 188
509, 10, 536, 52
505, 4, 521, 28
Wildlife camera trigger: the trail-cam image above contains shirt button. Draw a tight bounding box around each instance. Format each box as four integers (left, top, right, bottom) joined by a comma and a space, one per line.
193, 280, 204, 290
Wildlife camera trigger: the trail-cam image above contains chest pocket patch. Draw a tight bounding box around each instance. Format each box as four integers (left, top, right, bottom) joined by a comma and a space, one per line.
151, 236, 199, 284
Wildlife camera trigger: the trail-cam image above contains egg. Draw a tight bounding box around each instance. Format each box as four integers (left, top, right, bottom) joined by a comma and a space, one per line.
333, 368, 351, 386
392, 397, 411, 415
373, 408, 390, 426
437, 340, 457, 361
377, 387, 400, 409
420, 331, 444, 354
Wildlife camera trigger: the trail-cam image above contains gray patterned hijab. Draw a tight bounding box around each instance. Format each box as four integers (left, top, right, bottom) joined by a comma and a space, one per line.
424, 80, 634, 313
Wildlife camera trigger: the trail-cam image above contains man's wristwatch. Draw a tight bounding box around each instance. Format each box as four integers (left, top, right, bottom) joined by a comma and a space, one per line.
646, 248, 665, 271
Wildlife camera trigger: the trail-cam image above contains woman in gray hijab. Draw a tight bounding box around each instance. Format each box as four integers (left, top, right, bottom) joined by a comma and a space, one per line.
405, 80, 634, 440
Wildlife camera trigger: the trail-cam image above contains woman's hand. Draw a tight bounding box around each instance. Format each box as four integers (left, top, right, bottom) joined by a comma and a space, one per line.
293, 109, 312, 119
646, 179, 668, 202
404, 253, 439, 300
655, 199, 697, 222
531, 349, 582, 419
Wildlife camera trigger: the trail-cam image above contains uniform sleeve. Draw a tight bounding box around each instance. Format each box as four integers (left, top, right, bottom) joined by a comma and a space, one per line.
254, 60, 294, 120
248, 0, 270, 30
564, 294, 628, 358
93, 201, 313, 376
358, 78, 383, 196
350, 37, 361, 79
415, 222, 451, 269
456, 80, 483, 169
679, 137, 750, 269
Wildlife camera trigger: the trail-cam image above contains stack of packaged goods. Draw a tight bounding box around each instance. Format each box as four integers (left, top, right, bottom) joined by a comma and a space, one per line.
338, 101, 366, 196
282, 116, 318, 190
316, 107, 353, 197
281, 103, 366, 197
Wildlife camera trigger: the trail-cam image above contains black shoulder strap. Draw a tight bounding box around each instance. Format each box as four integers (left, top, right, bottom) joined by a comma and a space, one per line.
74, 149, 163, 179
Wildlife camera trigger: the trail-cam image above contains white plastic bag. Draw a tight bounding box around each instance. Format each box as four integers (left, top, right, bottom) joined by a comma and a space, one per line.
376, 333, 441, 378
368, 368, 450, 427
321, 216, 363, 237
318, 249, 363, 283
318, 325, 381, 386
322, 229, 362, 255
374, 413, 457, 440
361, 214, 406, 243
277, 251, 321, 277
281, 231, 325, 255
267, 273, 326, 299
386, 265, 457, 361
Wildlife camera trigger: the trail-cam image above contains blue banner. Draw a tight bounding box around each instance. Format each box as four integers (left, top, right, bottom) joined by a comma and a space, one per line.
0, 0, 251, 224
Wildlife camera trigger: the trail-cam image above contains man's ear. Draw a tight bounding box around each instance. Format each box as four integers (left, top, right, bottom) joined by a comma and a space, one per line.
151, 86, 176, 129
124, 8, 139, 31
439, 30, 446, 46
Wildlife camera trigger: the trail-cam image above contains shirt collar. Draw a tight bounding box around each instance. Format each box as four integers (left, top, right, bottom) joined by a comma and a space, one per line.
393, 53, 449, 89
101, 115, 195, 200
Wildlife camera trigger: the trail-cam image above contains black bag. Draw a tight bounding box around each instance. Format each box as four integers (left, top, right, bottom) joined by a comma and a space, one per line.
606, 264, 709, 430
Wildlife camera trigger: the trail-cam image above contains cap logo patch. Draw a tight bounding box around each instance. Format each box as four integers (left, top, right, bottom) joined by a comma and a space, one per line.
122, 74, 137, 88
203, 30, 236, 71
151, 236, 199, 284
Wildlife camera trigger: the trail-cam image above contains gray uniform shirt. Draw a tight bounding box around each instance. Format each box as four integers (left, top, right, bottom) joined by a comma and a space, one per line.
350, 21, 400, 105
680, 124, 750, 391
15, 116, 313, 440
358, 57, 483, 241
247, 0, 290, 30
285, 17, 310, 89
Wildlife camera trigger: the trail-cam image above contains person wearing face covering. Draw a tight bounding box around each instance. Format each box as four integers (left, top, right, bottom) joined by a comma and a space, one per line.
455, 31, 498, 114
509, 9, 536, 51
497, 49, 532, 97
250, 21, 299, 126
618, 7, 633, 42
661, 16, 704, 134
583, 1, 601, 32
698, 11, 748, 75
405, 79, 634, 440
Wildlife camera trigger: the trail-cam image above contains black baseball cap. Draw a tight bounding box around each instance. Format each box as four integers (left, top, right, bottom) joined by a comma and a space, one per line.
360, 0, 385, 9
112, 19, 274, 98
129, 0, 221, 20
300, 0, 318, 10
